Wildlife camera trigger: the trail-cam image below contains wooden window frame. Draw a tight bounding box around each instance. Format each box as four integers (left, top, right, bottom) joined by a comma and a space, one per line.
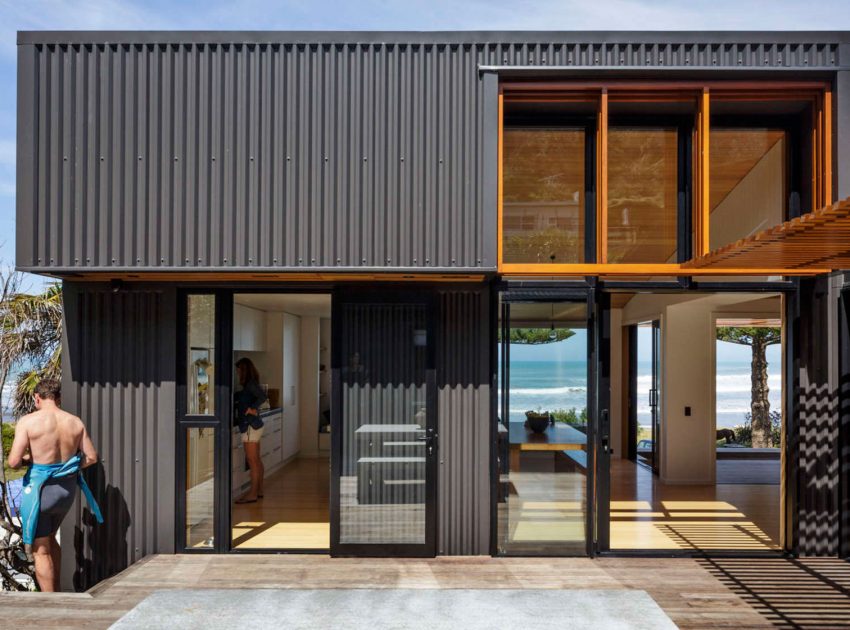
498, 81, 833, 277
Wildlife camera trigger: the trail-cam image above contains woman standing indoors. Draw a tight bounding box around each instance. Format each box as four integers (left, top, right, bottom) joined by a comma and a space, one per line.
234, 357, 267, 504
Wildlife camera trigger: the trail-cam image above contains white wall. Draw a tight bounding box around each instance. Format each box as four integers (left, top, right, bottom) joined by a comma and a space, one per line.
299, 316, 321, 457
710, 138, 785, 251
661, 300, 715, 484
282, 313, 301, 459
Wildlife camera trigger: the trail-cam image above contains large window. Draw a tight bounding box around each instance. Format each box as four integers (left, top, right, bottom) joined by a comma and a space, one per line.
498, 84, 830, 274
607, 127, 680, 264
503, 128, 587, 264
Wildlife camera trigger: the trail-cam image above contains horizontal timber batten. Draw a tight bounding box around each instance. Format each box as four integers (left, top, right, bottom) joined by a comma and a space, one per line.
686, 197, 850, 270
499, 264, 828, 276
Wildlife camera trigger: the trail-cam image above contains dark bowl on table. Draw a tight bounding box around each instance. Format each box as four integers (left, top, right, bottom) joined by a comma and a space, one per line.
525, 414, 551, 434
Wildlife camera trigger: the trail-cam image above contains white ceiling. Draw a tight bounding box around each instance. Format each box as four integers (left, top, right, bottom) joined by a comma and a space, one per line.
234, 293, 331, 318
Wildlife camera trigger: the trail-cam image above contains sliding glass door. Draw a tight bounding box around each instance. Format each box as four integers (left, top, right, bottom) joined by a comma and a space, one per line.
331, 291, 437, 556
497, 290, 596, 555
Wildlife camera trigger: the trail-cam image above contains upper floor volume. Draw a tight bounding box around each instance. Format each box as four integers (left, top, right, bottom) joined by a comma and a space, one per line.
14, 31, 850, 279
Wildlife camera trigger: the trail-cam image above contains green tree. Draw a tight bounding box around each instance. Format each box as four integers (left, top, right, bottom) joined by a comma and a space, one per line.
504, 328, 575, 345
716, 326, 781, 449
0, 283, 63, 418
0, 271, 61, 590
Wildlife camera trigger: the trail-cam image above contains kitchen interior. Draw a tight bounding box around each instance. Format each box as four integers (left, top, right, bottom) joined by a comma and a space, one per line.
231, 293, 332, 550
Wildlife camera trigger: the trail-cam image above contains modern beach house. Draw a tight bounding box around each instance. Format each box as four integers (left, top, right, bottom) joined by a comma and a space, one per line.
13, 30, 850, 589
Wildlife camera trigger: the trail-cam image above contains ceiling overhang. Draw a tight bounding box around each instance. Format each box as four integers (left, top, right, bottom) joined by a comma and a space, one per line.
685, 197, 850, 272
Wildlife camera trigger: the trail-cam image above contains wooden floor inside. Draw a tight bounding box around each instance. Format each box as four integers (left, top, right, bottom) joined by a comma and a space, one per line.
5, 554, 850, 629
232, 457, 330, 550
610, 459, 780, 552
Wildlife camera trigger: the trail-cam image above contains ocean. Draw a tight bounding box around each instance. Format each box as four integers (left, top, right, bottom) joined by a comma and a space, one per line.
500, 359, 781, 429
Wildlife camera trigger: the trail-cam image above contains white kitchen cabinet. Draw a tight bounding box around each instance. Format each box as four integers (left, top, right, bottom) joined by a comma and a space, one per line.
233, 304, 266, 351
282, 413, 300, 461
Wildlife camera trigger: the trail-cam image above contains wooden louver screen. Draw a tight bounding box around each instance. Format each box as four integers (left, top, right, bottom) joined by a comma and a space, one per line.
685, 197, 850, 271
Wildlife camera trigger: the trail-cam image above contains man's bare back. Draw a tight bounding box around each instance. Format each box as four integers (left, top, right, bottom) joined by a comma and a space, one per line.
8, 401, 97, 470
13, 409, 90, 465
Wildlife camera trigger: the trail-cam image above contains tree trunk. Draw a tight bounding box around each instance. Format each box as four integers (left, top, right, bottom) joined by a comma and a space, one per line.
750, 337, 771, 448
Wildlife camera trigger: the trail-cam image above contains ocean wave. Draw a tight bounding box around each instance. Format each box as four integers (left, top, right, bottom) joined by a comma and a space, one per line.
499, 386, 587, 396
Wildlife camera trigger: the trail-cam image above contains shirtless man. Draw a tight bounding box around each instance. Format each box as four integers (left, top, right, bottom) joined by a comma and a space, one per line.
7, 379, 98, 592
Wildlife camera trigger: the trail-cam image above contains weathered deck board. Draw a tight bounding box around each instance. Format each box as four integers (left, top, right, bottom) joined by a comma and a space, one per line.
2, 555, 849, 628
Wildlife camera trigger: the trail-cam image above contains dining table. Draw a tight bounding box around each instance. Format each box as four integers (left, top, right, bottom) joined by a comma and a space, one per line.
507, 421, 587, 471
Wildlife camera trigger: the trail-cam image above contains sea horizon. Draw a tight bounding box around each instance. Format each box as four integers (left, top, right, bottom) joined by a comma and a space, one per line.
501, 358, 781, 429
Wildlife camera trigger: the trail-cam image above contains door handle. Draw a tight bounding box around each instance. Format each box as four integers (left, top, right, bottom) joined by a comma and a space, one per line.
417, 428, 437, 455
600, 409, 610, 454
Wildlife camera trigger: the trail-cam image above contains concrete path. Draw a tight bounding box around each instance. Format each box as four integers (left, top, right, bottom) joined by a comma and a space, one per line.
110, 588, 677, 629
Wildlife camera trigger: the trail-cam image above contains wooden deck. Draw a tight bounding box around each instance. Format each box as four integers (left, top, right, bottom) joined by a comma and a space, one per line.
2, 554, 849, 629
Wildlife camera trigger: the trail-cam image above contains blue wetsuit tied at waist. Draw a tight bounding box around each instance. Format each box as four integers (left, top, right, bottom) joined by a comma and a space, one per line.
19, 453, 104, 545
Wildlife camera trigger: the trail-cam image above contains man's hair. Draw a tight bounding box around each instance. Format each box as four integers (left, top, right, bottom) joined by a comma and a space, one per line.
34, 379, 61, 401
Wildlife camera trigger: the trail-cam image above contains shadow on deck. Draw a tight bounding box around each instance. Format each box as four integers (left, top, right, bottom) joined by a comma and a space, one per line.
698, 557, 850, 628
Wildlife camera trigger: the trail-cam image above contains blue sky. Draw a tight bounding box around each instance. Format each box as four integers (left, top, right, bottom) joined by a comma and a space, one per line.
1, 0, 850, 286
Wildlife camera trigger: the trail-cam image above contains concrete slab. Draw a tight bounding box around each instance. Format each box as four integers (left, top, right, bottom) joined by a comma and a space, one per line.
110, 588, 677, 630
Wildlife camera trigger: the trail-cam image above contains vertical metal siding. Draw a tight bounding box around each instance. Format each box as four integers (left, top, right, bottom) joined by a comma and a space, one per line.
437, 288, 490, 555
60, 283, 177, 590
19, 42, 489, 272
16, 36, 842, 273
795, 277, 841, 555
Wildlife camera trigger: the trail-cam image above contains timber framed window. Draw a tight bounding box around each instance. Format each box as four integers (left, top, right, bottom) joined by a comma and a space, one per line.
498, 82, 832, 276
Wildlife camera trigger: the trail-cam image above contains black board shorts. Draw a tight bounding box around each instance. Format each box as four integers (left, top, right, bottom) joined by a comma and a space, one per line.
34, 476, 77, 538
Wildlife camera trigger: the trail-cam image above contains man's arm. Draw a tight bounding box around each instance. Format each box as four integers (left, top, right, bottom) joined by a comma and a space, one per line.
79, 424, 98, 469
7, 420, 30, 469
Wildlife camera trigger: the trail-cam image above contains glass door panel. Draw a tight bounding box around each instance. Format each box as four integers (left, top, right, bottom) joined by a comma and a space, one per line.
333, 295, 436, 555
497, 296, 590, 555
178, 291, 229, 552
185, 426, 217, 548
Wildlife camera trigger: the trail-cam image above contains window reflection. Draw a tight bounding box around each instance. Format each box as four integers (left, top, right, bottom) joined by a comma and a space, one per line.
607, 128, 679, 264
186, 426, 216, 548
187, 294, 216, 415
503, 128, 586, 264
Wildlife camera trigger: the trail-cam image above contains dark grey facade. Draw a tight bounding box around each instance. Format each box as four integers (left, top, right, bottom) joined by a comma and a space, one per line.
15, 31, 850, 274
60, 283, 177, 589
12, 31, 850, 589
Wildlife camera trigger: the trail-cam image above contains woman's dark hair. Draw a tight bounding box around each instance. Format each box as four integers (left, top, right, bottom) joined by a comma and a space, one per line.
235, 357, 260, 386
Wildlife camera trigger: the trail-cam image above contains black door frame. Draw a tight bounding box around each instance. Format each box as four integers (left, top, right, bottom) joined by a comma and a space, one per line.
329, 288, 439, 557
495, 285, 604, 557
175, 289, 234, 553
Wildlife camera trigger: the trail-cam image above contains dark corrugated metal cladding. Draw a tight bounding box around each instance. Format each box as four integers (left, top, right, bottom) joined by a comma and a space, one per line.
20, 42, 490, 271
437, 288, 490, 554
60, 282, 177, 590
794, 277, 840, 555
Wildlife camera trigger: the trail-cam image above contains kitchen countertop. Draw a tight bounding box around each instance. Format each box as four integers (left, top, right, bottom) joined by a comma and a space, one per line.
259, 407, 283, 417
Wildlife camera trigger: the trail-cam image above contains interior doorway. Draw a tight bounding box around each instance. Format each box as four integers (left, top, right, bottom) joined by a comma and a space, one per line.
629, 320, 661, 473
607, 291, 785, 553
230, 293, 332, 550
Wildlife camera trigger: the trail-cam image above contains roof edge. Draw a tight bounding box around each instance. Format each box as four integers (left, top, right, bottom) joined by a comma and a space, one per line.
16, 30, 850, 46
